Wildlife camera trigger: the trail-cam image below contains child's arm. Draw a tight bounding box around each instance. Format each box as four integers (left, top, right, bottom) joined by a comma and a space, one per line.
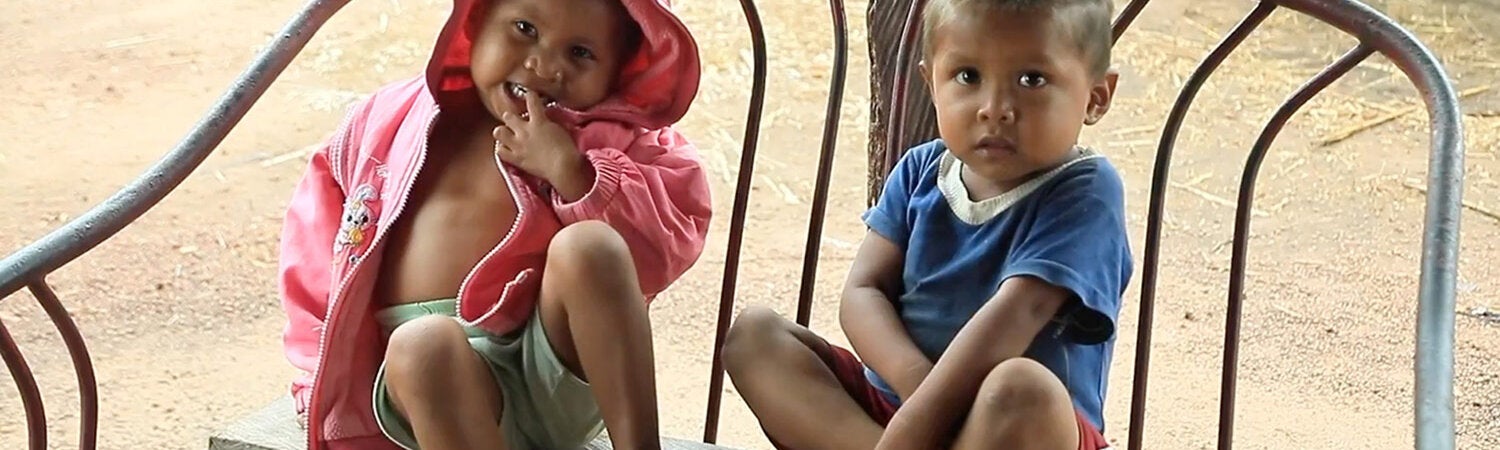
278, 145, 341, 415
876, 165, 1131, 449
494, 93, 710, 297
550, 131, 711, 297
278, 101, 366, 417
542, 130, 711, 298
843, 142, 944, 401
875, 277, 1070, 449
840, 230, 932, 401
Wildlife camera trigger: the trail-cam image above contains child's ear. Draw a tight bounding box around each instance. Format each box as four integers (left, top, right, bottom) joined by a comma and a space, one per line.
918, 59, 934, 90
1084, 68, 1118, 125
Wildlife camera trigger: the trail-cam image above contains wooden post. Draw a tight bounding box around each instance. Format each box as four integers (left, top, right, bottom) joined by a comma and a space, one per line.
866, 0, 939, 206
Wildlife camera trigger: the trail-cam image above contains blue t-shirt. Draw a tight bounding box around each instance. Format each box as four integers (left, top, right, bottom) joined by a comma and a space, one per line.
861, 139, 1133, 431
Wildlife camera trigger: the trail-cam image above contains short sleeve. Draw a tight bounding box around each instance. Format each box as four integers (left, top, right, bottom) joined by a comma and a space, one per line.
861, 141, 942, 249
1002, 163, 1133, 345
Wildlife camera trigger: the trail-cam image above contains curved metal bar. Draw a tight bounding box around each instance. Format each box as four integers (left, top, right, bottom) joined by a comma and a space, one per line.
0, 0, 354, 298
29, 279, 100, 450
1265, 1, 1465, 448
1111, 0, 1152, 43
702, 0, 769, 441
795, 0, 850, 327
1220, 44, 1374, 450
0, 316, 46, 450
1127, 4, 1276, 449
883, 0, 929, 171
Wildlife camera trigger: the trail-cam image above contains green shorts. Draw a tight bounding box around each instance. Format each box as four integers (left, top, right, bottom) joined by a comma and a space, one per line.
371, 299, 604, 450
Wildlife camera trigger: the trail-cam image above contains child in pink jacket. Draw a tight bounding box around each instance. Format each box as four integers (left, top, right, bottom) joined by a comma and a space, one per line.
276, 0, 711, 448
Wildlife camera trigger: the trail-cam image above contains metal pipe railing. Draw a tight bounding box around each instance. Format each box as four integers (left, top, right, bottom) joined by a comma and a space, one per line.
1220, 41, 1375, 450
0, 1, 352, 448
1128, 4, 1277, 448
0, 0, 353, 298
1270, 1, 1465, 447
701, 0, 770, 442
0, 0, 1463, 449
793, 0, 850, 328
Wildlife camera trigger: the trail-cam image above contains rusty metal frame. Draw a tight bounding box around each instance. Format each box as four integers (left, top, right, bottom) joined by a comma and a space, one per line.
1270, 5, 1464, 450
700, 0, 852, 440
0, 0, 1463, 449
793, 0, 850, 328
1220, 41, 1375, 448
1128, 3, 1278, 448
701, 0, 770, 441
0, 317, 46, 448
0, 1, 351, 448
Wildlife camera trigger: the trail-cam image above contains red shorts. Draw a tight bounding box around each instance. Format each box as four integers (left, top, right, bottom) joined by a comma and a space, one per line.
822, 344, 1111, 450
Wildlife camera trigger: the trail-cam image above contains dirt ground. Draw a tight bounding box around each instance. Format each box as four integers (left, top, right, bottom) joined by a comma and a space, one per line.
1, 0, 1497, 448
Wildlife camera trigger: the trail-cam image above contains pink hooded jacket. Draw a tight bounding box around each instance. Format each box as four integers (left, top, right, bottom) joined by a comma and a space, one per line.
276, 0, 709, 448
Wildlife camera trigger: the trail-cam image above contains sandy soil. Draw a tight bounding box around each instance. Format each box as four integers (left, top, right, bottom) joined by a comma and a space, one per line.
1, 0, 1497, 448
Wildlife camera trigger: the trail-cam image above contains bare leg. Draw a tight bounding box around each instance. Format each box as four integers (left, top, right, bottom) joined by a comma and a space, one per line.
951, 358, 1078, 450
723, 306, 885, 450
538, 221, 659, 450
383, 315, 508, 450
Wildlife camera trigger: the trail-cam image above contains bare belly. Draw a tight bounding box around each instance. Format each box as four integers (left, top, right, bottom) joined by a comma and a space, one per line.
376, 133, 518, 306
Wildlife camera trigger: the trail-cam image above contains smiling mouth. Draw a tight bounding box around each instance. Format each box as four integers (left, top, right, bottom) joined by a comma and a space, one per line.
505, 82, 558, 108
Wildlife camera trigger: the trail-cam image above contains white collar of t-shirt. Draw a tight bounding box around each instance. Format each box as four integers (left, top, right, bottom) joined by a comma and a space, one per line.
937, 146, 1101, 225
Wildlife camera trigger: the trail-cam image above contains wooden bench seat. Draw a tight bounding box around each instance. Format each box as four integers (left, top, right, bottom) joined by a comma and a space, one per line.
208, 396, 737, 450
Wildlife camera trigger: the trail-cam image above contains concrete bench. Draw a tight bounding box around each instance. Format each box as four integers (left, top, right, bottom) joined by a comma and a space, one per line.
208, 396, 737, 450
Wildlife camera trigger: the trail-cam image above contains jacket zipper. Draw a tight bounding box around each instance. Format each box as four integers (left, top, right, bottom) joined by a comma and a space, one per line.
305, 105, 440, 450
454, 144, 528, 326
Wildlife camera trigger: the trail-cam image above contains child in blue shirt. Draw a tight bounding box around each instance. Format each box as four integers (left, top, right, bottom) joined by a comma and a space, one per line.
722, 0, 1130, 449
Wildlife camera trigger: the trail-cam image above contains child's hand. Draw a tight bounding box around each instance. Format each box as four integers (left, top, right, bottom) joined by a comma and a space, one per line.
494, 91, 590, 197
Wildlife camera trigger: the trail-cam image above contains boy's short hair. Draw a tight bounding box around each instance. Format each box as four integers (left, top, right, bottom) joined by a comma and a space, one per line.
921, 0, 1114, 77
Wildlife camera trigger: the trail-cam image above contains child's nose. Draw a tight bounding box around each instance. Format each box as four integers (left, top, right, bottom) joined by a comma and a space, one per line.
523, 54, 564, 84
977, 97, 1016, 125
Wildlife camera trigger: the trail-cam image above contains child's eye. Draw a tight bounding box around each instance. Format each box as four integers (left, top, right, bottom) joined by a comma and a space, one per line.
1018, 71, 1047, 88
513, 20, 536, 37
571, 46, 595, 60
956, 69, 979, 85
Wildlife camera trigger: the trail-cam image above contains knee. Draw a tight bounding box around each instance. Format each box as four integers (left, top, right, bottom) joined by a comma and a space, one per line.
723, 306, 793, 374
384, 316, 471, 395
546, 220, 634, 276
973, 358, 1070, 421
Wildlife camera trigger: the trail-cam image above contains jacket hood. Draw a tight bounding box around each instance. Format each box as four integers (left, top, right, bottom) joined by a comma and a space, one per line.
425, 0, 701, 129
